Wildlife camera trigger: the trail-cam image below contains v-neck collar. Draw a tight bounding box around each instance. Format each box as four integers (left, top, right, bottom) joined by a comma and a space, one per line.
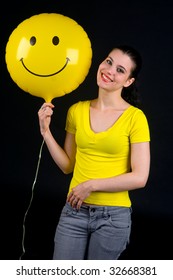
85, 101, 132, 136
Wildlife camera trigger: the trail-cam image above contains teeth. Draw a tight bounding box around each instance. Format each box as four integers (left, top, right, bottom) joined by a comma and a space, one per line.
102, 73, 112, 82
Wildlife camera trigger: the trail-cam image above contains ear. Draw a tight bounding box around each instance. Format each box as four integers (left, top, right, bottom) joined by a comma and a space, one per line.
124, 77, 135, 88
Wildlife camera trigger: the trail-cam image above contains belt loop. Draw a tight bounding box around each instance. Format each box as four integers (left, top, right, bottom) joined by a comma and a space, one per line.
103, 206, 108, 217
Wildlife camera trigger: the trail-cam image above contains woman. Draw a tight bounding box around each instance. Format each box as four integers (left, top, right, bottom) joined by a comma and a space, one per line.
38, 45, 150, 260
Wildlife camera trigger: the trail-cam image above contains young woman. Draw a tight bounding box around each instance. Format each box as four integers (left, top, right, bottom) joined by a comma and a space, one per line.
38, 45, 150, 260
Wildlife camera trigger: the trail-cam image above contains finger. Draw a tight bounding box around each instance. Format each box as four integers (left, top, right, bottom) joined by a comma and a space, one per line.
42, 102, 55, 108
76, 199, 82, 210
68, 194, 79, 208
39, 103, 54, 111
72, 199, 78, 207
66, 192, 73, 202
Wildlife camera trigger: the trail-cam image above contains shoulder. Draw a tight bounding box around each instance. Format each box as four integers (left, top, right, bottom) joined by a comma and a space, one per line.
127, 107, 150, 141
128, 106, 148, 120
126, 106, 150, 132
68, 100, 90, 113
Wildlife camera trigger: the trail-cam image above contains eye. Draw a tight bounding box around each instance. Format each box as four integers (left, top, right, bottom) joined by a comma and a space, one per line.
52, 36, 59, 45
106, 58, 112, 65
30, 36, 36, 46
117, 67, 125, 74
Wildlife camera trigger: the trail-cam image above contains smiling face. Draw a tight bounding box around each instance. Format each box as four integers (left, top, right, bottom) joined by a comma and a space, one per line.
5, 13, 92, 101
97, 49, 135, 92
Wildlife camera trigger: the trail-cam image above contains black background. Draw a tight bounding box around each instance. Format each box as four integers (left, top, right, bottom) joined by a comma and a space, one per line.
1, 0, 173, 260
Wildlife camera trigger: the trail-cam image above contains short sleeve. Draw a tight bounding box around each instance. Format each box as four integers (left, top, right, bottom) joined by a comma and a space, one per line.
65, 103, 78, 134
130, 110, 150, 143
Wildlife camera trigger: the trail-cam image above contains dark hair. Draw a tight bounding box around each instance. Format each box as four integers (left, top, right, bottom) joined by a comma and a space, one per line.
113, 45, 142, 108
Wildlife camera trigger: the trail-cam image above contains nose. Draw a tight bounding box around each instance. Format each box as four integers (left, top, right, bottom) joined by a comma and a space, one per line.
105, 65, 115, 76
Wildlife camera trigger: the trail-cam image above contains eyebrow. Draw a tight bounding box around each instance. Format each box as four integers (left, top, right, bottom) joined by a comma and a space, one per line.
108, 56, 127, 73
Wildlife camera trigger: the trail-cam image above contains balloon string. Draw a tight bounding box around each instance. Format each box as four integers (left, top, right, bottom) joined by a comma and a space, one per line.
19, 138, 45, 260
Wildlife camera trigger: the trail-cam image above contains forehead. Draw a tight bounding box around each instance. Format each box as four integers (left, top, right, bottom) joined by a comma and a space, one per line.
108, 49, 134, 69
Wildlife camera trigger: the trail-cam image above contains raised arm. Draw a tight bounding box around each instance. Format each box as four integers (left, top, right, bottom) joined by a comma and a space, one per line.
38, 103, 76, 174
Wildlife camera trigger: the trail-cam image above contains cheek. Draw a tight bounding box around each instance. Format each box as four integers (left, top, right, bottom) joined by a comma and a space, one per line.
116, 74, 129, 83
96, 68, 101, 82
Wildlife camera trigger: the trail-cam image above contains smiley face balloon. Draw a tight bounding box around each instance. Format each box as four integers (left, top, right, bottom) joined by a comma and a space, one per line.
5, 13, 92, 102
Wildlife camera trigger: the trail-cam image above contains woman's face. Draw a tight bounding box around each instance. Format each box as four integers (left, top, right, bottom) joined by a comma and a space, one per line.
97, 49, 135, 92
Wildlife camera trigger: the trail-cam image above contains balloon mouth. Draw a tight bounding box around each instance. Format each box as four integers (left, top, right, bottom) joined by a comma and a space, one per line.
20, 57, 70, 77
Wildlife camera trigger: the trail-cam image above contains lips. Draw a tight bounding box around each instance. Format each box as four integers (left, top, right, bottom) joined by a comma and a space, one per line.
101, 73, 113, 82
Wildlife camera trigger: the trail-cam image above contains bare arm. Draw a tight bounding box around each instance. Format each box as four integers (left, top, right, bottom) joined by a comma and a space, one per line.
92, 141, 150, 191
67, 141, 150, 208
38, 103, 76, 174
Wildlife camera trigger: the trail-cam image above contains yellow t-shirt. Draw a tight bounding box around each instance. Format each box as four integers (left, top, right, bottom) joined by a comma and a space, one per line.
65, 100, 150, 207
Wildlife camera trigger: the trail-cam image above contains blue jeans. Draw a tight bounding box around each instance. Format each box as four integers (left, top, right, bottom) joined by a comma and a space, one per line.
53, 202, 132, 260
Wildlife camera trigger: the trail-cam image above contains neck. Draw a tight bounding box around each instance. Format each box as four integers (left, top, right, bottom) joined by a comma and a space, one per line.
93, 88, 128, 110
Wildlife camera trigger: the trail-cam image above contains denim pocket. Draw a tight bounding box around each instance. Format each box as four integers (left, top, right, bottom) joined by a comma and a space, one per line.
108, 207, 131, 229
61, 202, 78, 217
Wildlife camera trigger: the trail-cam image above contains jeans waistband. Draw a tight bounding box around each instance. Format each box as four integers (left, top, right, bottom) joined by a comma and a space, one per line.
80, 204, 122, 212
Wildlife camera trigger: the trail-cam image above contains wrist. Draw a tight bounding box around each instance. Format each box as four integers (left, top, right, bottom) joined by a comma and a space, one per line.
41, 128, 51, 140
87, 179, 97, 192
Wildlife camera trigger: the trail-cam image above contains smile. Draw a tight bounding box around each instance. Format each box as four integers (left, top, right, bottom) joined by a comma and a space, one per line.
20, 57, 70, 77
101, 73, 113, 82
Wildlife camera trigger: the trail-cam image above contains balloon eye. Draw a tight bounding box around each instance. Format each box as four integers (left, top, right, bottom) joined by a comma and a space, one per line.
52, 36, 59, 45
30, 36, 36, 46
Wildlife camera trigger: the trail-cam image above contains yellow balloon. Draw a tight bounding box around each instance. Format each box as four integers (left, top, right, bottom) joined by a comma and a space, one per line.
5, 13, 92, 102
